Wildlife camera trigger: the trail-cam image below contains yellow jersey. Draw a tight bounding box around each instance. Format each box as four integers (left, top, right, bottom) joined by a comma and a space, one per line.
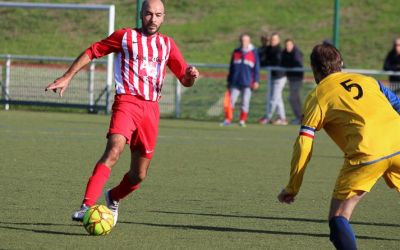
285, 72, 400, 194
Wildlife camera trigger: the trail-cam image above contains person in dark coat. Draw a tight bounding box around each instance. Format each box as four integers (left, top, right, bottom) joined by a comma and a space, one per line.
258, 34, 269, 67
259, 32, 288, 125
281, 39, 304, 124
383, 37, 400, 92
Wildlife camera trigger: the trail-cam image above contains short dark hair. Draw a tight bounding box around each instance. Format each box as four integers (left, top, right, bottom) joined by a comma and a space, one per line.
310, 44, 343, 76
261, 33, 269, 40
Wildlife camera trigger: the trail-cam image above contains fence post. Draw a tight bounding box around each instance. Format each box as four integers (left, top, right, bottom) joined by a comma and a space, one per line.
4, 55, 11, 111
175, 78, 181, 118
105, 61, 113, 114
0, 60, 3, 105
105, 5, 115, 115
88, 62, 95, 113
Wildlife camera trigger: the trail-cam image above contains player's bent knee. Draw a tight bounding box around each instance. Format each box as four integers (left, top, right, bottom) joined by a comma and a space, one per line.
329, 191, 366, 220
103, 147, 123, 166
110, 148, 122, 161
136, 172, 147, 182
128, 171, 147, 184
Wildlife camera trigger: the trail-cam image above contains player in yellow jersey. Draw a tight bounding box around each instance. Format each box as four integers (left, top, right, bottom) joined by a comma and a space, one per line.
277, 44, 400, 250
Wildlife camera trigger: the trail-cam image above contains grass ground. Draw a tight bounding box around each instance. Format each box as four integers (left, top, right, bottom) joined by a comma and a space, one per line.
1, 110, 399, 249
1, 0, 400, 68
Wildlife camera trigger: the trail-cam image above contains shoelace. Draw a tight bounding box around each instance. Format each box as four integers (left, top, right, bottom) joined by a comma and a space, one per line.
79, 205, 89, 214
109, 201, 119, 211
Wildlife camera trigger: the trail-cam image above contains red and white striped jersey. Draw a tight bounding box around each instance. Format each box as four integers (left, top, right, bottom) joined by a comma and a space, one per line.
85, 28, 188, 101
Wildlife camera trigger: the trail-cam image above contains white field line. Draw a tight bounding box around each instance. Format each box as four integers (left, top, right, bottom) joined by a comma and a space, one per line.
206, 95, 224, 116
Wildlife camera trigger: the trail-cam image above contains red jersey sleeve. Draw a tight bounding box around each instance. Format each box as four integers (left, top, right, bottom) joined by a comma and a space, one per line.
167, 38, 188, 81
84, 29, 126, 60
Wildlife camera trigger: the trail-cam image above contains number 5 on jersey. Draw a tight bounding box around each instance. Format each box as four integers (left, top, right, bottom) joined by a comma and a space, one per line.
340, 79, 363, 100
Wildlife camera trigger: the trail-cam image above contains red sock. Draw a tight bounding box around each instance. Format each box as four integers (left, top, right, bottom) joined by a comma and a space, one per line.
240, 111, 248, 122
110, 173, 140, 202
82, 163, 111, 206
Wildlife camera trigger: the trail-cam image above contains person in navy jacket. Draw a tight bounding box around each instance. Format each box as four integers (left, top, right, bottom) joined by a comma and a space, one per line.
222, 34, 260, 127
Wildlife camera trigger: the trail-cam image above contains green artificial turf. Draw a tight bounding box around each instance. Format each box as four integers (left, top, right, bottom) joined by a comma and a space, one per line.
0, 110, 399, 249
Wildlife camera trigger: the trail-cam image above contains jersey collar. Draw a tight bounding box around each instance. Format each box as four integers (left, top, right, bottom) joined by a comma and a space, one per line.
319, 72, 342, 86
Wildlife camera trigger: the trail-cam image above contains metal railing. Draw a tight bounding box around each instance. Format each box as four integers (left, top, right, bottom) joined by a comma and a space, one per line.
2, 54, 400, 119
173, 64, 400, 119
0, 54, 108, 112
0, 2, 116, 113
0, 54, 178, 116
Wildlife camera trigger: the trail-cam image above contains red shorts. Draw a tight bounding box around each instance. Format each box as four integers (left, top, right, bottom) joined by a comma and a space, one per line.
108, 95, 160, 159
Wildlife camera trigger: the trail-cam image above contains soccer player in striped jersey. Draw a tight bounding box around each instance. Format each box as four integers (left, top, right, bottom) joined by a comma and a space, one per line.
277, 44, 400, 250
46, 0, 199, 225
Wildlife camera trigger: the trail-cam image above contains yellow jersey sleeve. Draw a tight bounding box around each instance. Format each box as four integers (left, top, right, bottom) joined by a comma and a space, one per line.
301, 91, 324, 132
285, 91, 324, 195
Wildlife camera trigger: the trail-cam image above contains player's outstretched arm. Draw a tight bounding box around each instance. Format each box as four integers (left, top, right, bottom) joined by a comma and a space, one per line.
278, 134, 314, 204
181, 66, 199, 87
378, 81, 400, 113
45, 52, 91, 97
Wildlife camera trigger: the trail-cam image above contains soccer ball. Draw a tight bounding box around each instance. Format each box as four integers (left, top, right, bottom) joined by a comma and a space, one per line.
83, 205, 114, 236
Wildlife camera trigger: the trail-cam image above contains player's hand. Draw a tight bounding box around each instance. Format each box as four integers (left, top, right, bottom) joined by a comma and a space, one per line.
182, 66, 199, 87
185, 66, 199, 79
251, 82, 260, 91
45, 75, 72, 97
277, 188, 296, 204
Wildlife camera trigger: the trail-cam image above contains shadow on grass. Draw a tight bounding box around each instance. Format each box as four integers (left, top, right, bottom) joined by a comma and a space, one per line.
0, 221, 86, 236
150, 210, 400, 228
119, 221, 399, 241
120, 220, 327, 237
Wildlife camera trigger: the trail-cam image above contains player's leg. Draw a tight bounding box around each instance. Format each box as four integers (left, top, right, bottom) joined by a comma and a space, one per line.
72, 134, 127, 221
239, 87, 252, 126
72, 97, 137, 221
82, 134, 126, 205
105, 149, 151, 225
109, 149, 151, 203
328, 192, 366, 250
328, 159, 390, 249
106, 100, 160, 225
98, 134, 127, 167
81, 105, 133, 207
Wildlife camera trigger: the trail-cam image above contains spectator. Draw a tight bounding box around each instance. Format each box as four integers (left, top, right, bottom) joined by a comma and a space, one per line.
258, 32, 287, 125
222, 34, 260, 127
383, 37, 400, 92
258, 33, 269, 67
281, 39, 304, 124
